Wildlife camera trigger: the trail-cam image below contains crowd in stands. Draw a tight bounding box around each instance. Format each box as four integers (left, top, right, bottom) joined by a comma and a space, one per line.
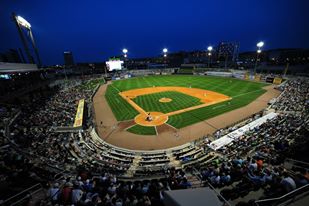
271, 78, 309, 112
0, 77, 308, 205
46, 167, 191, 206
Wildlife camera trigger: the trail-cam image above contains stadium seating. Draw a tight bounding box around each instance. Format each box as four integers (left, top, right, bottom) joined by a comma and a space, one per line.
1, 77, 308, 205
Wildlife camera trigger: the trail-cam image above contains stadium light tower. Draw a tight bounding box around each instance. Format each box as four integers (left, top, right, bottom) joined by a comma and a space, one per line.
162, 48, 168, 68
122, 48, 128, 58
163, 48, 168, 57
254, 41, 264, 74
207, 46, 213, 68
12, 13, 42, 66
122, 48, 128, 69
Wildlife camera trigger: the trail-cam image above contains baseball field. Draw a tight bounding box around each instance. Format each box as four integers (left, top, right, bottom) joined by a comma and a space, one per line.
104, 75, 268, 135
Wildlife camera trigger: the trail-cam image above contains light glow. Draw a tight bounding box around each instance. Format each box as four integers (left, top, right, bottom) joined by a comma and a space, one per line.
257, 41, 264, 48
16, 16, 31, 29
257, 49, 262, 53
122, 48, 128, 54
207, 46, 213, 51
163, 48, 168, 53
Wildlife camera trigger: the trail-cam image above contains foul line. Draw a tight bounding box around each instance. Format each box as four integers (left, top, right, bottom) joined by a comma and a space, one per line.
231, 89, 264, 98
110, 84, 121, 93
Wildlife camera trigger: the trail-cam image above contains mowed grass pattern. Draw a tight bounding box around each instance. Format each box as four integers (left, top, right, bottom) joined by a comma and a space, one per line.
133, 91, 202, 114
167, 89, 265, 128
127, 125, 157, 135
105, 85, 139, 120
105, 75, 268, 128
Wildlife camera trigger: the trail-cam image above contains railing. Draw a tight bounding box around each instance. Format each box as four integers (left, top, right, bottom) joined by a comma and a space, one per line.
1, 183, 44, 206
284, 158, 309, 170
191, 167, 232, 206
255, 184, 309, 206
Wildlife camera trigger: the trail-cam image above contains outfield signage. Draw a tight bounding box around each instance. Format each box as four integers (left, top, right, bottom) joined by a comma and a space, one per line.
273, 77, 282, 84
265, 77, 274, 83
73, 99, 85, 128
254, 74, 261, 82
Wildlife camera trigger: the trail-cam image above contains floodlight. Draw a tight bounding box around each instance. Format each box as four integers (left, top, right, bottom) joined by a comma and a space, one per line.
122, 48, 128, 54
16, 16, 31, 29
124, 54, 127, 58
257, 49, 262, 53
207, 46, 213, 51
208, 52, 212, 56
164, 54, 167, 57
163, 48, 168, 53
257, 41, 264, 48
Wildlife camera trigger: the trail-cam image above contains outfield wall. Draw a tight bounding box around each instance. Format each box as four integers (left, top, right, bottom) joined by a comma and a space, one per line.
128, 68, 175, 76
206, 71, 233, 77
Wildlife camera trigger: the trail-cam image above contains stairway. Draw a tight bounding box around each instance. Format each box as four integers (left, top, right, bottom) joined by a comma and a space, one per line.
125, 155, 142, 177
167, 152, 182, 168
186, 174, 203, 188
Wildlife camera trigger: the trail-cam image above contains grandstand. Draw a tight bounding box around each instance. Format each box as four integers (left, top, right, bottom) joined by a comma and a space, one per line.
1, 63, 309, 206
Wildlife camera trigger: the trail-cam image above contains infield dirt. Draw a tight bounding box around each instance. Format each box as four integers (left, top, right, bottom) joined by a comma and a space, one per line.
93, 82, 280, 150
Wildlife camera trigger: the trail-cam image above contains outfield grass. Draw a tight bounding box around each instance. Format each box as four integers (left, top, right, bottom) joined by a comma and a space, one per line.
133, 91, 202, 114
105, 75, 268, 132
167, 89, 266, 128
105, 85, 139, 120
126, 125, 157, 135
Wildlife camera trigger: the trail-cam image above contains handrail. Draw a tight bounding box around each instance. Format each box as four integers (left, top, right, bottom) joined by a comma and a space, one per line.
191, 167, 232, 206
255, 184, 309, 205
285, 158, 309, 167
1, 183, 43, 205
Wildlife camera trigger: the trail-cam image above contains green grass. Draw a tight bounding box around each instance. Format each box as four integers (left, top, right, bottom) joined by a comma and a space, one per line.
105, 85, 139, 120
133, 91, 202, 114
105, 75, 268, 128
167, 89, 265, 128
127, 125, 157, 135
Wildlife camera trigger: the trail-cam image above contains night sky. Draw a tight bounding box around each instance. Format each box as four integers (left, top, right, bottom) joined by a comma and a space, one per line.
1, 0, 309, 65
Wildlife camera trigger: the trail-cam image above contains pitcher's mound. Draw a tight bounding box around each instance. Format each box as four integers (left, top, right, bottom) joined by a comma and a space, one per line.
134, 112, 168, 126
159, 97, 172, 103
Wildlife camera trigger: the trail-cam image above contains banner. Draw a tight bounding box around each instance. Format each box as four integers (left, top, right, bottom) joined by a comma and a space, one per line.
273, 77, 282, 85
265, 77, 274, 83
73, 99, 85, 128
254, 74, 261, 82
244, 72, 249, 80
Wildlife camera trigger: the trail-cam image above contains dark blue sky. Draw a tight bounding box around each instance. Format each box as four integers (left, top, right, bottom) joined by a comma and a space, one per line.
1, 0, 309, 65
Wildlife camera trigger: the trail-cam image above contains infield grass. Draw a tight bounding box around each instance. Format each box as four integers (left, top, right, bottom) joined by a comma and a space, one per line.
127, 125, 157, 135
133, 91, 202, 114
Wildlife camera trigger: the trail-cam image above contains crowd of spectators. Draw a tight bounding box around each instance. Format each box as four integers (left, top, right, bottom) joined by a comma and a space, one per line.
0, 76, 308, 205
45, 167, 191, 206
271, 78, 309, 112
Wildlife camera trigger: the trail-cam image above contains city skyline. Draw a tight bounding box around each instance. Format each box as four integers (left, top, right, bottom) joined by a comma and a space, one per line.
1, 0, 309, 65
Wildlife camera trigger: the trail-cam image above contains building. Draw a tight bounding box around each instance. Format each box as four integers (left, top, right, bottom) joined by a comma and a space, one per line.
216, 42, 239, 68
63, 51, 75, 68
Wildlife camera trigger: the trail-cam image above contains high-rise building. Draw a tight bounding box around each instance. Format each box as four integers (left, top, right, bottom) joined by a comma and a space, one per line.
63, 51, 75, 67
217, 42, 239, 61
216, 42, 239, 68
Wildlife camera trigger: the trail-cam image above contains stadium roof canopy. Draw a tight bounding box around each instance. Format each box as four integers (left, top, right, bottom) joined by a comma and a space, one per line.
163, 187, 224, 206
0, 62, 39, 73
